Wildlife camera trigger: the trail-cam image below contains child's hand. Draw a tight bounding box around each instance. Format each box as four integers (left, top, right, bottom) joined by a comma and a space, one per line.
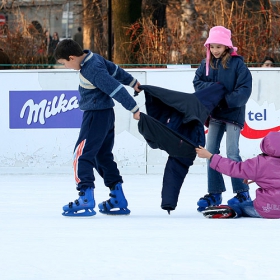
195, 146, 213, 159
243, 179, 255, 185
133, 111, 140, 120
134, 81, 141, 93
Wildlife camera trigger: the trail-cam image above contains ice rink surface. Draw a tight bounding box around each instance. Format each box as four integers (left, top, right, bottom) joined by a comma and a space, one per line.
1, 172, 280, 280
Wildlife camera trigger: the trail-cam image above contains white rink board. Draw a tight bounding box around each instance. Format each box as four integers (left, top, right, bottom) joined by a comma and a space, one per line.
1, 68, 279, 174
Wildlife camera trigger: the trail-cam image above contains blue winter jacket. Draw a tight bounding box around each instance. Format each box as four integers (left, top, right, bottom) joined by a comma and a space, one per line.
193, 55, 252, 128
78, 50, 139, 113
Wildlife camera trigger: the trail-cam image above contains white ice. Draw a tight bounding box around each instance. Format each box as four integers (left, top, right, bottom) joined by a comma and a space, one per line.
1, 172, 280, 280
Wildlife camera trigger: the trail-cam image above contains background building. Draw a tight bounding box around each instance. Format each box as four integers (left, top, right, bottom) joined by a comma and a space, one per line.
0, 0, 83, 39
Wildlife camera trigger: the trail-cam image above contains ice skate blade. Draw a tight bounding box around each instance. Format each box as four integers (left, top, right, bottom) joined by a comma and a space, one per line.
203, 213, 232, 219
62, 208, 96, 217
197, 207, 206, 213
99, 208, 131, 216
201, 205, 236, 219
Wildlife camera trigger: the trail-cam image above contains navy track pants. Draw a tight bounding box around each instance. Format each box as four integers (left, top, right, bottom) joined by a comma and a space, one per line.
73, 109, 122, 190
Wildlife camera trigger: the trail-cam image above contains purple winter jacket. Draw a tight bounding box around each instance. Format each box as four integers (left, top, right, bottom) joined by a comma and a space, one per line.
210, 131, 280, 219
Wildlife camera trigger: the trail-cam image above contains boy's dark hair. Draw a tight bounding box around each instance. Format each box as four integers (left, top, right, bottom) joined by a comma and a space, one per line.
78, 27, 82, 32
54, 39, 84, 61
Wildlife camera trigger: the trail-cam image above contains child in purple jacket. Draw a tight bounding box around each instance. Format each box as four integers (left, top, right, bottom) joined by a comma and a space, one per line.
196, 131, 280, 219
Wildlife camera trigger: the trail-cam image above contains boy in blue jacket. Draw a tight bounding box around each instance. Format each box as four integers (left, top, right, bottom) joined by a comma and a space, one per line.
54, 39, 141, 217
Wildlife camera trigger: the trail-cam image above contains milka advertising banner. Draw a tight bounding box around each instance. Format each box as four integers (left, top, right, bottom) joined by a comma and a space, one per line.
9, 91, 83, 129
8, 89, 280, 136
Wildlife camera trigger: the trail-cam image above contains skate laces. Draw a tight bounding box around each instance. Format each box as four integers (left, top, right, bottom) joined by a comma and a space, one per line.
100, 183, 124, 211
78, 191, 85, 196
234, 192, 248, 202
200, 194, 218, 206
68, 191, 86, 208
103, 191, 119, 209
107, 193, 117, 206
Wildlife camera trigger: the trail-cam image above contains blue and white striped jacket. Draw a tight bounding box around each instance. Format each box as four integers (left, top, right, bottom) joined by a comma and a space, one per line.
78, 50, 139, 113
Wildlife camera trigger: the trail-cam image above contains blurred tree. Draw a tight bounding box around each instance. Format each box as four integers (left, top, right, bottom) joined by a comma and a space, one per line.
112, 0, 142, 64
0, 0, 278, 67
142, 0, 168, 28
83, 0, 106, 55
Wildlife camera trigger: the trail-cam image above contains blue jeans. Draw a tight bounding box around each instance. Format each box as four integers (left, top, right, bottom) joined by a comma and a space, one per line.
231, 201, 262, 218
206, 119, 249, 194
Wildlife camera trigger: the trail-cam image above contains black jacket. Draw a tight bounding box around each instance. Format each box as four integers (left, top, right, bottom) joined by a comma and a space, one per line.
137, 83, 227, 160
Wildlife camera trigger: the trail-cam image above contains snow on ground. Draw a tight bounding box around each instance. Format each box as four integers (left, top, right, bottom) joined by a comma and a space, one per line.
1, 172, 280, 280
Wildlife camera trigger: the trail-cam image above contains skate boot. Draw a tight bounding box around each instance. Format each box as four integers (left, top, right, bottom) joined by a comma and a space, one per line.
197, 193, 222, 212
98, 182, 130, 215
62, 187, 96, 217
202, 205, 237, 219
227, 191, 251, 206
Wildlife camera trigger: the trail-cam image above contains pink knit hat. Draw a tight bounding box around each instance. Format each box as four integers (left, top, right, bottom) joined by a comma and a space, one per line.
204, 26, 238, 76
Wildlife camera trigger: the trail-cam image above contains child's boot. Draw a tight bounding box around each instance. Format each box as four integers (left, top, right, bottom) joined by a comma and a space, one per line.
197, 193, 222, 212
227, 191, 251, 206
98, 182, 130, 215
62, 187, 96, 217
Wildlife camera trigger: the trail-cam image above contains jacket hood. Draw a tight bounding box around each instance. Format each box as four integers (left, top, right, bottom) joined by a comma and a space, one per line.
260, 132, 280, 157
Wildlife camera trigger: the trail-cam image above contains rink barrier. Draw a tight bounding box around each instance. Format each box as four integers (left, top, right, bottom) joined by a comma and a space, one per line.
1, 68, 280, 174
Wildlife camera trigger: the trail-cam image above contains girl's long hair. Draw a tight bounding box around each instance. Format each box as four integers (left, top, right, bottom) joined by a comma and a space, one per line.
209, 48, 231, 69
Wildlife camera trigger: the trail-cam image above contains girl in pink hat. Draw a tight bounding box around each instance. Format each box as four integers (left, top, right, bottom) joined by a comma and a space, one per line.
193, 26, 252, 212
